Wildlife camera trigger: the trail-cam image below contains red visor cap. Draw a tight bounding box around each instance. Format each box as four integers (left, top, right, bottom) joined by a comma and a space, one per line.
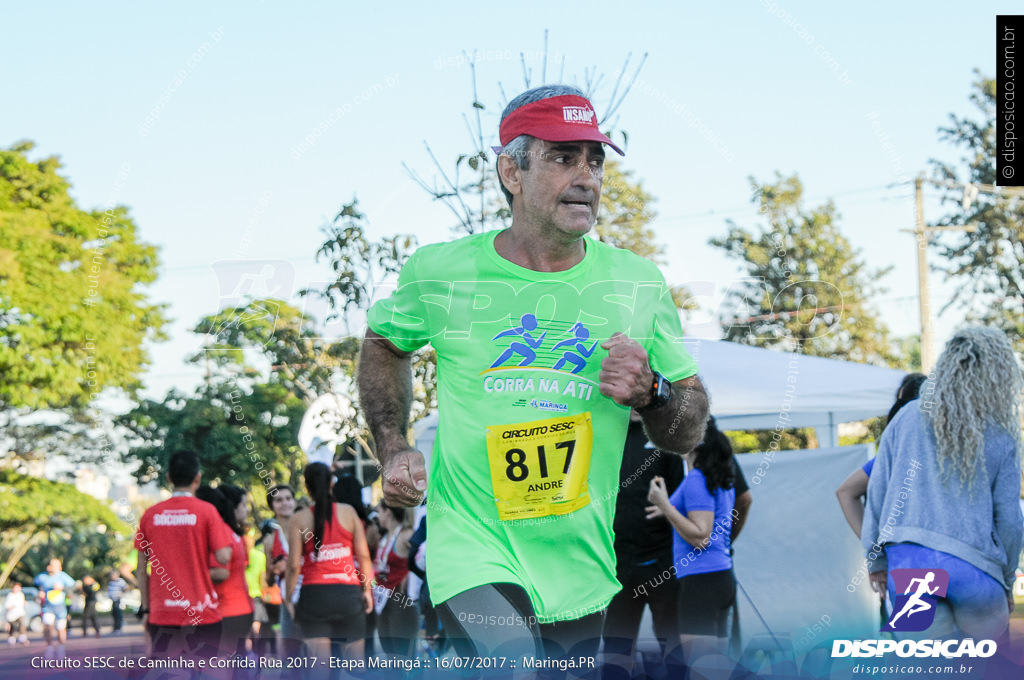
498, 94, 625, 156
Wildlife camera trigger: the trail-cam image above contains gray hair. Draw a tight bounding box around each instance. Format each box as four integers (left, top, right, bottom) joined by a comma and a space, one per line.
922, 326, 1023, 488
497, 84, 587, 208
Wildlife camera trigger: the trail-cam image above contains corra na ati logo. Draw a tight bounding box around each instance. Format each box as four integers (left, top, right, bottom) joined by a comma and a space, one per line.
489, 315, 597, 375
883, 568, 949, 632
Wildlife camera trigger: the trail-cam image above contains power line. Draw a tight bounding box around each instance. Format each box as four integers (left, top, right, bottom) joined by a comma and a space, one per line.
162, 255, 319, 274
654, 184, 899, 225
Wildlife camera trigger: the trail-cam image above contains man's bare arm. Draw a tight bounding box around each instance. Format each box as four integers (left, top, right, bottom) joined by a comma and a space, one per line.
640, 375, 709, 455
357, 329, 426, 506
358, 329, 414, 463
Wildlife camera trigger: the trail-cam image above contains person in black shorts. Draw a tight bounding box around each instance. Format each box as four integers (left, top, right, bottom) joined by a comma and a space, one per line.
79, 576, 101, 638
647, 418, 738, 667
286, 463, 374, 666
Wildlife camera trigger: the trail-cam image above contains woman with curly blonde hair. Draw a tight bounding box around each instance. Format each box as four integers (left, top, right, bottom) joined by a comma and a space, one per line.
863, 327, 1023, 639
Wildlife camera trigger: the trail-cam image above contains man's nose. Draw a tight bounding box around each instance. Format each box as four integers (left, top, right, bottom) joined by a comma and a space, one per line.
572, 160, 601, 192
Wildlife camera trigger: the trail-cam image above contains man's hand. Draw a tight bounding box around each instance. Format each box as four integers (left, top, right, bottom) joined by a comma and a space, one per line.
599, 333, 654, 407
381, 449, 427, 507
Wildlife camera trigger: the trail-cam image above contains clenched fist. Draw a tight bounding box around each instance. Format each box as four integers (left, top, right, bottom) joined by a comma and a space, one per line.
598, 332, 655, 408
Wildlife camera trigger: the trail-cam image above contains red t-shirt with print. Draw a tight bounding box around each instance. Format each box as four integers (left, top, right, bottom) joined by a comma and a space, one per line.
212, 529, 253, 617
135, 495, 234, 626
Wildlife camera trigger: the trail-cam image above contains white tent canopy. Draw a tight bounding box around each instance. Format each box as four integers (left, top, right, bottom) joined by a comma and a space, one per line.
414, 339, 909, 449
683, 338, 907, 446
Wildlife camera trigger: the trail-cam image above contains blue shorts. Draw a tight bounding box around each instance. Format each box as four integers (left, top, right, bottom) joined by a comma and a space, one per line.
885, 543, 1008, 639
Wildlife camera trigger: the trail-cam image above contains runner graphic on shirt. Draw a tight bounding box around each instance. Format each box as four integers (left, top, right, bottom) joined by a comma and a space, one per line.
887, 571, 939, 627
552, 323, 597, 374
490, 313, 546, 368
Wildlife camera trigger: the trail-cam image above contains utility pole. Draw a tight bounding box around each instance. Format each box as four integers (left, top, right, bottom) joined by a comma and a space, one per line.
902, 175, 977, 374
913, 177, 934, 373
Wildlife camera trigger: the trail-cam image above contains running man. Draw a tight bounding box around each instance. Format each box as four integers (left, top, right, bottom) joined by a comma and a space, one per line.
887, 572, 940, 627
359, 84, 708, 664
34, 559, 75, 659
490, 313, 547, 368
135, 450, 234, 660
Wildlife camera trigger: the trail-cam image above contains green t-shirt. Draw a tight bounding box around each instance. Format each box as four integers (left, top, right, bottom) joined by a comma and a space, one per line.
367, 230, 698, 622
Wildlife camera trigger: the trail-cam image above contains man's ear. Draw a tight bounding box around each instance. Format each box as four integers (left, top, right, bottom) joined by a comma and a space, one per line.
192, 472, 202, 491
497, 155, 523, 198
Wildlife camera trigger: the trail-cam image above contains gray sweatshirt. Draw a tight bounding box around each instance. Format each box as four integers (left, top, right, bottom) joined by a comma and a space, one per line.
862, 400, 1023, 591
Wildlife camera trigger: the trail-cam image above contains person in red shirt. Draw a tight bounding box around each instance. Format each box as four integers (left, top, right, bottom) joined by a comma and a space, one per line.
135, 450, 234, 660
196, 485, 254, 655
286, 462, 373, 666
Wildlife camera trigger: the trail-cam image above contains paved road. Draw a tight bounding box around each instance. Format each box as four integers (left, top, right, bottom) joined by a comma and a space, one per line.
0, 621, 148, 679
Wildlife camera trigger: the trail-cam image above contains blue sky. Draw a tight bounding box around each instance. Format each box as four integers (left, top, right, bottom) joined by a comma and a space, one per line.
1, 1, 1012, 402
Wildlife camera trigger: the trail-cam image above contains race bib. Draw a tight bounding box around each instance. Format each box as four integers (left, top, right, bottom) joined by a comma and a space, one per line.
372, 584, 392, 615
486, 412, 593, 520
46, 590, 65, 605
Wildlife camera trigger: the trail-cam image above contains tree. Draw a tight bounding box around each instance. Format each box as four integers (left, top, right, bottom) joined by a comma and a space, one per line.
0, 470, 129, 588
119, 381, 306, 496
931, 72, 1024, 349
121, 300, 352, 494
710, 173, 895, 365
300, 201, 435, 422
192, 298, 348, 401
0, 141, 167, 412
0, 410, 127, 471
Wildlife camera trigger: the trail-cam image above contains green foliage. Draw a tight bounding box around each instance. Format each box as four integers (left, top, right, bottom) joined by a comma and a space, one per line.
192, 298, 347, 401
17, 526, 126, 585
119, 381, 306, 494
0, 470, 129, 587
303, 201, 435, 423
839, 416, 886, 448
725, 428, 816, 454
301, 200, 417, 331
0, 141, 167, 411
893, 335, 922, 372
931, 72, 1024, 350
595, 160, 661, 260
710, 173, 895, 365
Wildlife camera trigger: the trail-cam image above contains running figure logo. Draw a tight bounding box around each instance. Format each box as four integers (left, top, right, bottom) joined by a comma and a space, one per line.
552, 323, 597, 374
490, 313, 547, 368
883, 568, 949, 632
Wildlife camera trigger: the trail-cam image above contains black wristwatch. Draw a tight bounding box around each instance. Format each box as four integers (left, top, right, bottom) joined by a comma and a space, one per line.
636, 371, 671, 413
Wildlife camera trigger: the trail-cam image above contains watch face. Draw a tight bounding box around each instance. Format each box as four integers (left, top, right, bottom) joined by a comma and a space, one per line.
639, 373, 671, 412
658, 376, 672, 400
655, 374, 671, 404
